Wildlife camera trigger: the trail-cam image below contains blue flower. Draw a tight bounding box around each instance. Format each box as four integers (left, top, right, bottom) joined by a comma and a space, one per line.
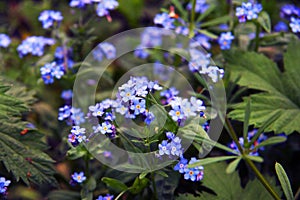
98, 121, 113, 134
89, 103, 105, 117
54, 46, 74, 69
38, 10, 63, 29
17, 36, 55, 57
40, 62, 65, 84
71, 172, 86, 183
274, 21, 288, 32
0, 34, 11, 48
158, 140, 170, 156
290, 17, 300, 33
154, 13, 175, 29
175, 26, 189, 36
186, 0, 209, 14
96, 194, 114, 200
0, 177, 11, 194
169, 106, 185, 122
130, 99, 146, 115
93, 42, 116, 61
61, 90, 73, 101
144, 110, 155, 125
119, 87, 136, 102
188, 49, 211, 73
160, 87, 179, 104
206, 66, 224, 83
71, 107, 86, 125
69, 0, 92, 8
280, 4, 300, 20
236, 2, 262, 23
190, 34, 211, 50
134, 47, 149, 59
174, 157, 188, 173
58, 105, 72, 121
169, 137, 183, 156
183, 157, 204, 181
218, 32, 234, 50
96, 0, 119, 17
166, 131, 175, 140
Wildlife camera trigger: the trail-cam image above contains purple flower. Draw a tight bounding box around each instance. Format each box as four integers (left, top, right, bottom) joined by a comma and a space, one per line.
96, 0, 119, 17
183, 157, 204, 181
71, 171, 86, 183
58, 105, 72, 121
280, 4, 300, 20
38, 10, 63, 29
218, 32, 234, 50
0, 34, 11, 48
93, 42, 116, 61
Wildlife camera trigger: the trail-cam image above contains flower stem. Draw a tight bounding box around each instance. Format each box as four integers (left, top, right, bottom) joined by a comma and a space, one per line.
151, 172, 158, 200
254, 21, 260, 52
244, 157, 281, 200
225, 118, 281, 200
189, 0, 196, 38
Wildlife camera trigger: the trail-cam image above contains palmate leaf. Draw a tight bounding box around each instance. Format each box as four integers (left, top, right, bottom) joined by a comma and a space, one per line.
0, 78, 56, 186
225, 40, 300, 134
176, 162, 282, 199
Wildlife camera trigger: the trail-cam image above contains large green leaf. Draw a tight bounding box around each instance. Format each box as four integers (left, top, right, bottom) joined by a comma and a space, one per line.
226, 40, 300, 134
0, 78, 56, 186
176, 162, 282, 199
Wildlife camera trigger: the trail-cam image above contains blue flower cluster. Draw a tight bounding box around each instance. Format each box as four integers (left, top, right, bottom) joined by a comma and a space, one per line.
71, 171, 86, 184
228, 129, 267, 156
134, 28, 163, 59
68, 126, 87, 146
40, 46, 74, 84
58, 106, 86, 126
0, 177, 11, 195
93, 42, 116, 61
174, 157, 204, 182
115, 76, 162, 123
40, 62, 65, 84
218, 32, 235, 50
153, 8, 211, 49
158, 132, 183, 157
168, 96, 205, 125
38, 10, 63, 29
70, 0, 118, 21
186, 0, 209, 14
96, 194, 114, 200
189, 49, 224, 82
280, 4, 300, 33
236, 1, 263, 23
0, 34, 11, 48
17, 36, 55, 57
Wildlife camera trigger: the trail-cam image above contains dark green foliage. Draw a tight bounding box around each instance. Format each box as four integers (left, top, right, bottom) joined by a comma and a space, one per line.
0, 77, 56, 186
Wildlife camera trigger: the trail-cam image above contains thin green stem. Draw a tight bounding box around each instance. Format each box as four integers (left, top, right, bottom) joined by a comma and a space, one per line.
254, 21, 260, 52
225, 118, 281, 200
84, 153, 90, 177
244, 157, 281, 200
115, 190, 128, 200
151, 172, 158, 200
189, 0, 196, 38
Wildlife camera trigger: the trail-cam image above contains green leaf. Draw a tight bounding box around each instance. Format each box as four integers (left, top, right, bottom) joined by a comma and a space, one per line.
48, 190, 81, 200
196, 4, 217, 23
171, 0, 188, 21
275, 162, 294, 200
176, 162, 282, 199
188, 156, 237, 168
129, 177, 149, 194
101, 177, 128, 193
155, 169, 180, 200
255, 136, 287, 149
200, 15, 231, 28
197, 29, 219, 39
0, 78, 56, 186
226, 40, 300, 134
226, 157, 242, 173
257, 11, 271, 33
246, 155, 264, 163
